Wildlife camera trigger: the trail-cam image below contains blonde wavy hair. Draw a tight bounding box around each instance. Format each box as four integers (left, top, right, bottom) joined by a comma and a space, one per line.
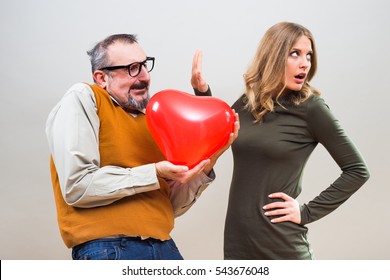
244, 22, 320, 122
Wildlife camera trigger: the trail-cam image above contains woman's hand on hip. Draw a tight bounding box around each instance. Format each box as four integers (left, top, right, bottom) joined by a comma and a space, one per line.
263, 192, 301, 224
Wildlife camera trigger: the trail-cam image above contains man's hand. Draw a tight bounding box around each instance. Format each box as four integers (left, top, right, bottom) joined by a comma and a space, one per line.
155, 159, 210, 184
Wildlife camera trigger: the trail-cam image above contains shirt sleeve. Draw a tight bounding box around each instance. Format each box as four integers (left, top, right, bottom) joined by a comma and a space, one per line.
46, 83, 160, 208
300, 97, 370, 225
169, 170, 216, 217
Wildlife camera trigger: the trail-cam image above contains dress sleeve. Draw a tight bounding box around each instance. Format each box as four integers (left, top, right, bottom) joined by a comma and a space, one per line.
300, 97, 370, 224
193, 86, 212, 96
46, 83, 160, 208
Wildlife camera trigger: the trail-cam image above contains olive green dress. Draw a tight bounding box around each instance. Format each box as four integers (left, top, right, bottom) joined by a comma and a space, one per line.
224, 94, 369, 259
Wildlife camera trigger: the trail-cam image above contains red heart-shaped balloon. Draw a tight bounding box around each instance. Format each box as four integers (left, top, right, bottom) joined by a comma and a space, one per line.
146, 89, 235, 169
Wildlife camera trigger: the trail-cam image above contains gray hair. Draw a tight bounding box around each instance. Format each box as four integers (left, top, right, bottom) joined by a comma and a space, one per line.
86, 34, 138, 74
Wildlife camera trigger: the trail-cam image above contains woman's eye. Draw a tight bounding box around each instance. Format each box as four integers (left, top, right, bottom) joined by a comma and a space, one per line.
290, 51, 299, 57
307, 53, 313, 60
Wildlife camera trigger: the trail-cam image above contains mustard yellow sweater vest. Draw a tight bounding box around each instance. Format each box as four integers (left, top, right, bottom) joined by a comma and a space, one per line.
50, 84, 173, 248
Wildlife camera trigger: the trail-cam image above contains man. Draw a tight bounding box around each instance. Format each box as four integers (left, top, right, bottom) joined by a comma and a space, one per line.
46, 34, 238, 260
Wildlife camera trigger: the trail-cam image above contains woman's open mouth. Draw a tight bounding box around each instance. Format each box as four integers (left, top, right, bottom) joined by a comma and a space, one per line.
294, 73, 307, 83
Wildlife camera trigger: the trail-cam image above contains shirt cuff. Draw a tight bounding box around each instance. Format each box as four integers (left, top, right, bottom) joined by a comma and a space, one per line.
130, 164, 160, 193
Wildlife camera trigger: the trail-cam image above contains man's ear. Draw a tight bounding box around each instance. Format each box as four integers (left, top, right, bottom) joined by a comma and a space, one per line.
93, 70, 108, 88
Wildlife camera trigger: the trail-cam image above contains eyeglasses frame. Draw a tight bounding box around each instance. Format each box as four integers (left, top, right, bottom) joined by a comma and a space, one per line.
99, 56, 155, 77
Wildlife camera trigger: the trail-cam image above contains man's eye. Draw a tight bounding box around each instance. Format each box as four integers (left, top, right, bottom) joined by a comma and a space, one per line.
129, 64, 140, 72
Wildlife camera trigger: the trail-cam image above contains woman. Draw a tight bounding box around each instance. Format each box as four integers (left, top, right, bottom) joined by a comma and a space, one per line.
224, 22, 370, 259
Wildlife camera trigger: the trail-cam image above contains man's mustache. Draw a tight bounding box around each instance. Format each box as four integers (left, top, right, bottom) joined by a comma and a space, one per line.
130, 81, 149, 90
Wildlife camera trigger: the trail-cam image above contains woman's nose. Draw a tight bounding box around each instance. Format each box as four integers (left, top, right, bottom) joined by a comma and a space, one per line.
300, 57, 310, 68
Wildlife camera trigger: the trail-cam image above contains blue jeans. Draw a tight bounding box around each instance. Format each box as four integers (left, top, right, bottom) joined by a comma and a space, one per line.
72, 237, 184, 260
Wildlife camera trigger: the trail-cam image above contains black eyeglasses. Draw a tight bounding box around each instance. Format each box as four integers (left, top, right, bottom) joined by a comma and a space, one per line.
99, 57, 155, 77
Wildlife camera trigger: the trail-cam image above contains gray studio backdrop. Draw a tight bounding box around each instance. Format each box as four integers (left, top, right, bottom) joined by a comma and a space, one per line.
1, 0, 389, 259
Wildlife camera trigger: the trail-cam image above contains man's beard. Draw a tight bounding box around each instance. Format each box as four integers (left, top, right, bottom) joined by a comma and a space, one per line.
124, 92, 150, 111
114, 80, 150, 111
